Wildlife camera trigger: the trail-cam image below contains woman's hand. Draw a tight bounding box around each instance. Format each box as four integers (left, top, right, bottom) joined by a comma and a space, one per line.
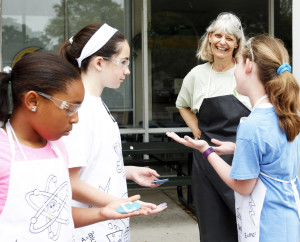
178, 108, 201, 139
192, 129, 202, 140
166, 132, 209, 153
125, 166, 161, 187
211, 138, 236, 155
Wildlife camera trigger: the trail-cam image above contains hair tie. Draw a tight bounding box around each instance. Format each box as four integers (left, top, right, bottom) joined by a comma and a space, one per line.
69, 36, 74, 45
277, 63, 291, 75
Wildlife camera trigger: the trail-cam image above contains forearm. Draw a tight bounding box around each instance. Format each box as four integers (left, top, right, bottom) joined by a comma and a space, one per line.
72, 207, 105, 228
178, 108, 201, 138
125, 166, 134, 180
69, 167, 119, 207
71, 178, 119, 206
206, 152, 256, 195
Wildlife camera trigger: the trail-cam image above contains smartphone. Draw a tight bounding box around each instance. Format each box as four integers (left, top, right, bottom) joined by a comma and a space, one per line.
152, 179, 169, 184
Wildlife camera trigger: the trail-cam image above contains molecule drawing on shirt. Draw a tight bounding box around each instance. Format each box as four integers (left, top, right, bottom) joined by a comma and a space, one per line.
25, 175, 70, 241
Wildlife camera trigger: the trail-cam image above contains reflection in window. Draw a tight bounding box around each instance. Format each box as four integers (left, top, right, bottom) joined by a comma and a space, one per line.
274, 0, 292, 58
2, 0, 133, 127
2, 0, 61, 67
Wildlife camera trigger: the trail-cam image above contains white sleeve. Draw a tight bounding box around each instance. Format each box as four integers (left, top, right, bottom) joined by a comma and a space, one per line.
175, 71, 194, 110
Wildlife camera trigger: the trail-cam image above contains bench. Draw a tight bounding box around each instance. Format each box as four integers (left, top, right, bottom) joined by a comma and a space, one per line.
122, 141, 194, 213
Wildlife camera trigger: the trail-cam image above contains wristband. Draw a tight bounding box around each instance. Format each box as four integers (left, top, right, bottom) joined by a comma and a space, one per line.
202, 147, 215, 160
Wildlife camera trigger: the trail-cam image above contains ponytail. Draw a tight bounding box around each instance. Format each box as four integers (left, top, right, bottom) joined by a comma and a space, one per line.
0, 73, 12, 122
265, 71, 300, 141
244, 35, 300, 141
58, 40, 81, 73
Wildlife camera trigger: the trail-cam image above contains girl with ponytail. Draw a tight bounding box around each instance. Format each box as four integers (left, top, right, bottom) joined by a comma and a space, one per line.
58, 23, 167, 241
167, 35, 300, 242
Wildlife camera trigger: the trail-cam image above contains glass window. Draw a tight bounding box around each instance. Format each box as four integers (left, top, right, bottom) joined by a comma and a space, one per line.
2, 0, 62, 67
274, 0, 292, 58
2, 0, 133, 127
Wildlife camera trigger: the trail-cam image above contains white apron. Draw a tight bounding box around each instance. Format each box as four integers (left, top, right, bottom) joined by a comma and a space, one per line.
235, 95, 300, 242
235, 172, 300, 242
0, 122, 74, 242
72, 99, 129, 242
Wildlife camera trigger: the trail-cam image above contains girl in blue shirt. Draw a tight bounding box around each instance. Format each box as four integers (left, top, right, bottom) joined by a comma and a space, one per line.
167, 35, 300, 242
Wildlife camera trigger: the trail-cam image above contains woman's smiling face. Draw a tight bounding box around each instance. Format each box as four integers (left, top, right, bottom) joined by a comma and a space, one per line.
209, 29, 238, 60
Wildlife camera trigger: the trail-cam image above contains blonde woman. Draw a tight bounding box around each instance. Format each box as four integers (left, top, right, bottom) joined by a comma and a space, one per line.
176, 12, 251, 241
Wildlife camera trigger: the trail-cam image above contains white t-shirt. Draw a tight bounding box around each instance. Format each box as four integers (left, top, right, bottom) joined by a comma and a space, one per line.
176, 62, 251, 113
63, 91, 129, 241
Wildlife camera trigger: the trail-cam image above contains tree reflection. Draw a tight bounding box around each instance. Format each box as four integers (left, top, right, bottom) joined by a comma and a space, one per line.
2, 19, 50, 67
45, 0, 125, 51
2, 0, 125, 66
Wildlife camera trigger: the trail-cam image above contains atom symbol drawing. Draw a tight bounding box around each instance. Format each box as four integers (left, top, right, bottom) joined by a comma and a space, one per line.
25, 175, 70, 241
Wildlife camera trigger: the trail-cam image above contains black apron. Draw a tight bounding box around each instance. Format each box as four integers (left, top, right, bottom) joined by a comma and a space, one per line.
192, 94, 250, 242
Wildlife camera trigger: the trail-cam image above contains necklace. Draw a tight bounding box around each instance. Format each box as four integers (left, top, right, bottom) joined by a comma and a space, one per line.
252, 95, 269, 110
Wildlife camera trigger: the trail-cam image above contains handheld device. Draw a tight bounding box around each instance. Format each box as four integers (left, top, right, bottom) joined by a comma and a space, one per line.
152, 179, 169, 184
116, 201, 141, 214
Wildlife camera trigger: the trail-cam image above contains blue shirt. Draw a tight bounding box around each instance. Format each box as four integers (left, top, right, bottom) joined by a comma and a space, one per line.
230, 107, 300, 242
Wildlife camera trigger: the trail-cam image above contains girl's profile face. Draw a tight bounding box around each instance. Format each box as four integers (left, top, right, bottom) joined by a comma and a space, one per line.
35, 80, 84, 141
102, 40, 131, 89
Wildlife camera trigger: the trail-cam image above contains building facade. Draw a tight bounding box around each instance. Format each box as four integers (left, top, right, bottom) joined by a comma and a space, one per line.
0, 0, 295, 142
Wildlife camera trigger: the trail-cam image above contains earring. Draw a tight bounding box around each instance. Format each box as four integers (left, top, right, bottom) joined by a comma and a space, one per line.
32, 106, 37, 112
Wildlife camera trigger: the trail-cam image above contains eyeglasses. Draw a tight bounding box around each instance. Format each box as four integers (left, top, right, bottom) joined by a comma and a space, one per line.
102, 57, 130, 70
246, 38, 255, 61
36, 91, 81, 116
